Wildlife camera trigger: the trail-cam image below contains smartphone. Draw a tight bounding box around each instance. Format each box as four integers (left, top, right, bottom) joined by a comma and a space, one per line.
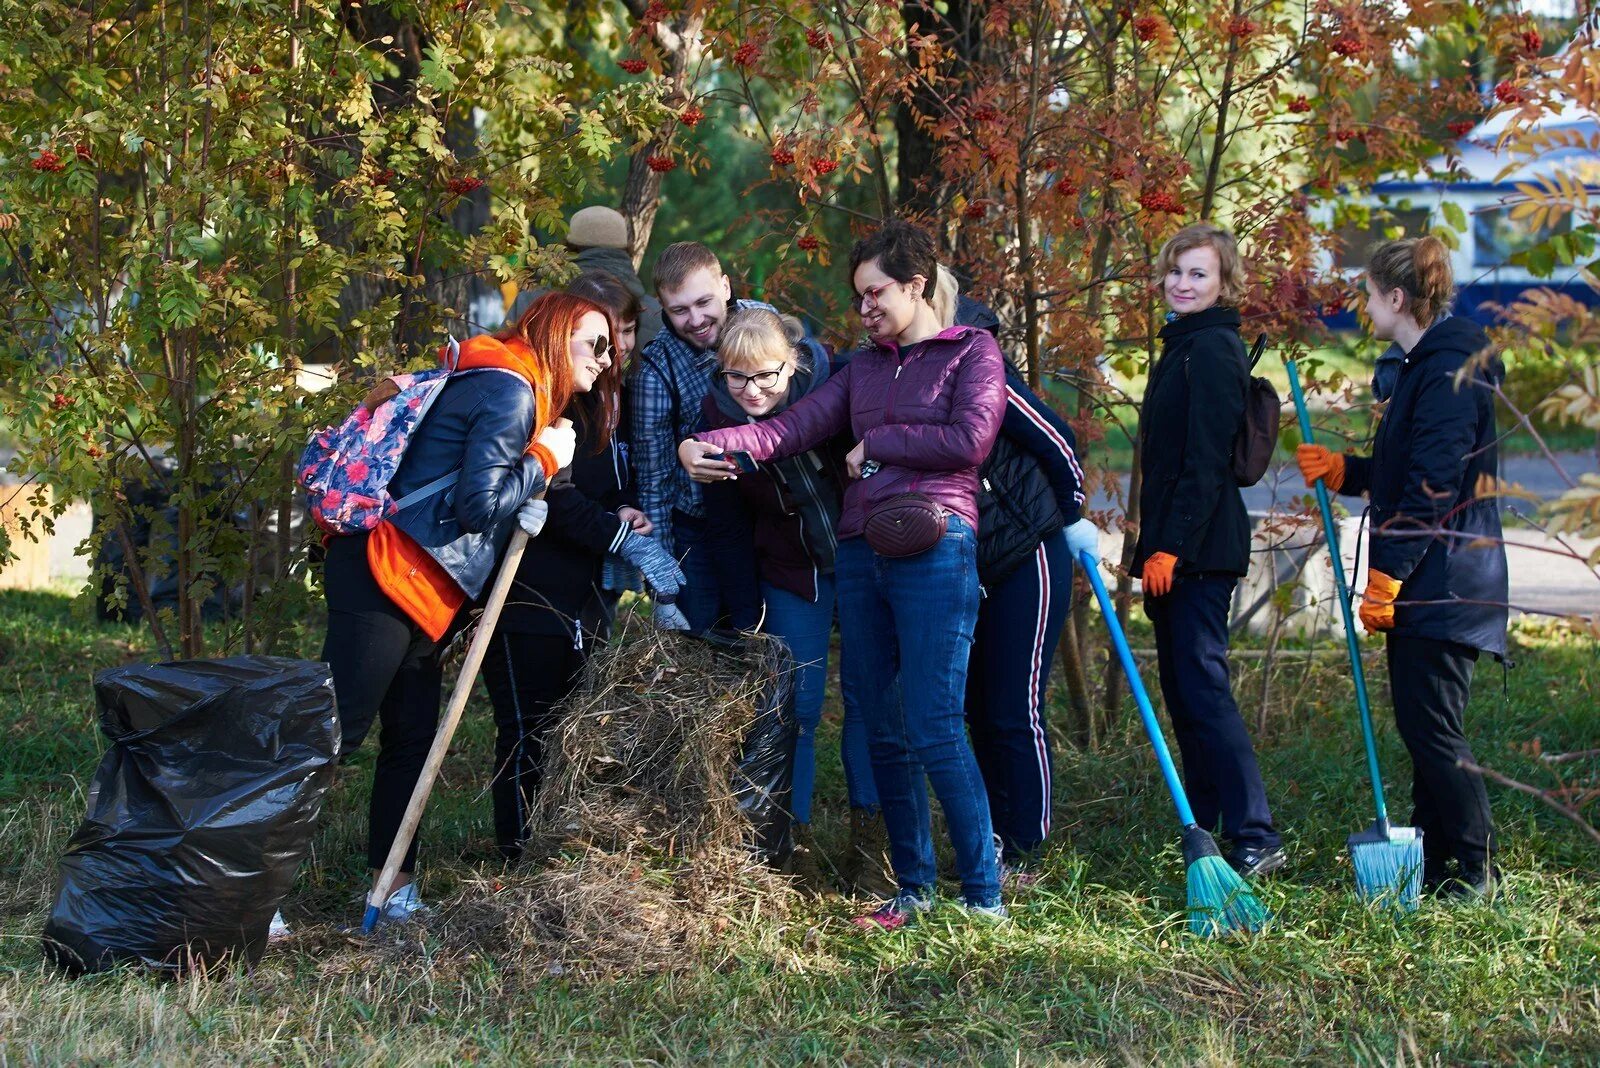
712, 450, 759, 474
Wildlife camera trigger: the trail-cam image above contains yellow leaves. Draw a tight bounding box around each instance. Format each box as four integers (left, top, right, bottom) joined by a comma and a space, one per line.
1545, 474, 1600, 541
1535, 365, 1600, 431
1508, 173, 1589, 231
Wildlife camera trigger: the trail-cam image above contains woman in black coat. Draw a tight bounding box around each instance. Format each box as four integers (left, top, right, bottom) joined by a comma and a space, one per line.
1133, 223, 1284, 877
1297, 235, 1507, 897
479, 271, 687, 861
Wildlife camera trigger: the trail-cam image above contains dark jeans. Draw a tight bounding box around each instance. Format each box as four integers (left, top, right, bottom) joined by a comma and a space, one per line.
673, 509, 724, 633
1386, 634, 1494, 878
480, 631, 587, 860
966, 529, 1072, 862
320, 533, 444, 874
836, 517, 1000, 907
1145, 573, 1281, 850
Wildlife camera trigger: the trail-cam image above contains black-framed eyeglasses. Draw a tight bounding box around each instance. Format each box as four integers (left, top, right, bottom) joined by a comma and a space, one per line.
718, 366, 786, 390
578, 334, 610, 360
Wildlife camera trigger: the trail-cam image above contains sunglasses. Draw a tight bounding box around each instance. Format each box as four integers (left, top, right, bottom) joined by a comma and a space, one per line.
577, 334, 610, 361
718, 366, 787, 389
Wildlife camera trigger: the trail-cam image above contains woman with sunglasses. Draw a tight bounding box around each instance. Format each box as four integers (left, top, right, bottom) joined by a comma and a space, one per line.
679, 220, 1007, 926
479, 271, 688, 862
696, 307, 888, 895
317, 291, 592, 928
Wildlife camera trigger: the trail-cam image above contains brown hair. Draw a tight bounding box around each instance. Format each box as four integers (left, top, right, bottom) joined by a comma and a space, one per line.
1366, 235, 1454, 325
651, 241, 722, 295
1154, 223, 1246, 307
496, 291, 602, 434
718, 308, 808, 373
848, 219, 938, 304
562, 271, 640, 451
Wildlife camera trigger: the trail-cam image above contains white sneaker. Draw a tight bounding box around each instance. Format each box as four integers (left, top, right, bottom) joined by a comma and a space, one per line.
377, 882, 430, 926
268, 910, 292, 941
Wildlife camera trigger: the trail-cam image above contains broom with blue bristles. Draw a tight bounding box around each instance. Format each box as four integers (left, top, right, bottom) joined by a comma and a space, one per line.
1079, 550, 1270, 937
1286, 359, 1423, 910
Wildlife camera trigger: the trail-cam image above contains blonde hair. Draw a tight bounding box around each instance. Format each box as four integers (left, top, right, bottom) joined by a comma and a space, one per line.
718, 308, 808, 372
932, 264, 959, 328
1154, 223, 1246, 307
1367, 235, 1454, 325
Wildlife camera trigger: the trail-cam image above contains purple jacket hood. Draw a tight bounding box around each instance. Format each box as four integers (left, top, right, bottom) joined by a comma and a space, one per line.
696, 324, 1006, 539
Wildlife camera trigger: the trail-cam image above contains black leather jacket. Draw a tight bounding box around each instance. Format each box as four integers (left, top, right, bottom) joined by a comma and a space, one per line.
386, 368, 547, 600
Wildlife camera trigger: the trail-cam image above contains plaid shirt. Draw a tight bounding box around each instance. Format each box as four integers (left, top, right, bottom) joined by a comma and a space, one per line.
629, 298, 775, 555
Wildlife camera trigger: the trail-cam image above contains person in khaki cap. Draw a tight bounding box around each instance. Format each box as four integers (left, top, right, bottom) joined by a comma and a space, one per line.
505, 206, 664, 349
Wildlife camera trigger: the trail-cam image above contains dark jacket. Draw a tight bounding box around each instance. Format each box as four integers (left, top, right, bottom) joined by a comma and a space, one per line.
701, 348, 850, 608
387, 369, 546, 600
954, 298, 1086, 583
1133, 306, 1251, 579
698, 325, 1006, 538
1339, 317, 1508, 656
499, 395, 636, 644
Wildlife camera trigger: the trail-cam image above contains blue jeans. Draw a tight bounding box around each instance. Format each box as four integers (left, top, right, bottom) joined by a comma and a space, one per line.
672, 510, 723, 633
836, 517, 999, 907
760, 575, 877, 824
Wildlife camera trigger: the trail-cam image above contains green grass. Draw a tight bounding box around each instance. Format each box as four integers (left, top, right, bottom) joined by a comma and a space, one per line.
1, 590, 1598, 1063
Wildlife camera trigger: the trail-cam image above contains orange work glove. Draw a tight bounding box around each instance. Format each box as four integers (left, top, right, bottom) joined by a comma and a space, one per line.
1142, 552, 1178, 598
1358, 569, 1401, 634
1296, 444, 1346, 492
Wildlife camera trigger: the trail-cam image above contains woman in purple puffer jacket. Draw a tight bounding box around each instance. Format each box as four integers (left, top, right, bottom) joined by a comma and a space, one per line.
678, 221, 1008, 926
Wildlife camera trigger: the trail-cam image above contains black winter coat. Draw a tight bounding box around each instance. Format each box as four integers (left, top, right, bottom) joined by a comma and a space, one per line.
498, 394, 637, 645
387, 369, 546, 600
1133, 306, 1252, 578
1339, 316, 1508, 657
955, 298, 1085, 584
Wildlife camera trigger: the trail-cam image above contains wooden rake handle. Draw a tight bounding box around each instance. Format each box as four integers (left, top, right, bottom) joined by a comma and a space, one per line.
361, 513, 534, 933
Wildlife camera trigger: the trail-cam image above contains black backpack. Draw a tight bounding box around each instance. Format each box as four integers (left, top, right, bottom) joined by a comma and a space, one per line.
1186, 333, 1278, 487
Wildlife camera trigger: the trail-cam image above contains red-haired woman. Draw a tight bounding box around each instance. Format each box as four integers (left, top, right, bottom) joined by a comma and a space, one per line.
480, 271, 687, 861
320, 292, 602, 925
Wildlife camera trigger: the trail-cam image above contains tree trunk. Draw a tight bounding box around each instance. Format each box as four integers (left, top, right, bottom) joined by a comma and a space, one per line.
619, 4, 707, 266
896, 0, 981, 219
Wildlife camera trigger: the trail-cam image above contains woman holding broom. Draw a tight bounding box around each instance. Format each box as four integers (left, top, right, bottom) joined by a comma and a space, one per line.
478, 272, 689, 863
1296, 235, 1507, 898
1133, 223, 1285, 879
319, 292, 605, 926
679, 220, 1008, 926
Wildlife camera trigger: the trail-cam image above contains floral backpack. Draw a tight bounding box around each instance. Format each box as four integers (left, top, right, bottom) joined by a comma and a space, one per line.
298, 339, 521, 536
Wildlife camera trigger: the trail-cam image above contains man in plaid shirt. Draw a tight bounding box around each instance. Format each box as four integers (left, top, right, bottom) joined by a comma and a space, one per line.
630, 242, 776, 631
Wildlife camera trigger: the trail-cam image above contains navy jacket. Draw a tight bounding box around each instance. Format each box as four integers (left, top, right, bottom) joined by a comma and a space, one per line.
387, 369, 546, 601
955, 298, 1085, 583
1339, 317, 1508, 657
499, 394, 636, 644
1133, 306, 1252, 579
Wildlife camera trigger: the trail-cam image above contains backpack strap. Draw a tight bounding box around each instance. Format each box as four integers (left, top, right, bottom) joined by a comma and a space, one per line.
392, 365, 527, 513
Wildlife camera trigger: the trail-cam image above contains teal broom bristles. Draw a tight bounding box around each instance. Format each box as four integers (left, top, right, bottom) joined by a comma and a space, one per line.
1182, 826, 1271, 936
1349, 822, 1424, 910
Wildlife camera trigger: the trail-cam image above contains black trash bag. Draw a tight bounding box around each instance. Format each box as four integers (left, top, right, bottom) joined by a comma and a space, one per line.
42, 656, 339, 975
697, 629, 799, 866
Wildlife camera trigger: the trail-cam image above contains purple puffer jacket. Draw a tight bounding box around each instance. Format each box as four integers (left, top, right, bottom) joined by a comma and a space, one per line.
696, 325, 1006, 540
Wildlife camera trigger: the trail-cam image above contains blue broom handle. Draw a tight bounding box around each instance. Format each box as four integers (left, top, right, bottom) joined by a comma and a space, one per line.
1078, 549, 1198, 829
1285, 359, 1390, 829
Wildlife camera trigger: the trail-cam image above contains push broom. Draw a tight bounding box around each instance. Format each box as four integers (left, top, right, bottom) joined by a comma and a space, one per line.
362, 522, 533, 934
1078, 550, 1270, 937
1285, 359, 1423, 909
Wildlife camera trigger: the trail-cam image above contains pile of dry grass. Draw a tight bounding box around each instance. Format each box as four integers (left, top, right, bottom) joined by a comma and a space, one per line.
430, 611, 797, 979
